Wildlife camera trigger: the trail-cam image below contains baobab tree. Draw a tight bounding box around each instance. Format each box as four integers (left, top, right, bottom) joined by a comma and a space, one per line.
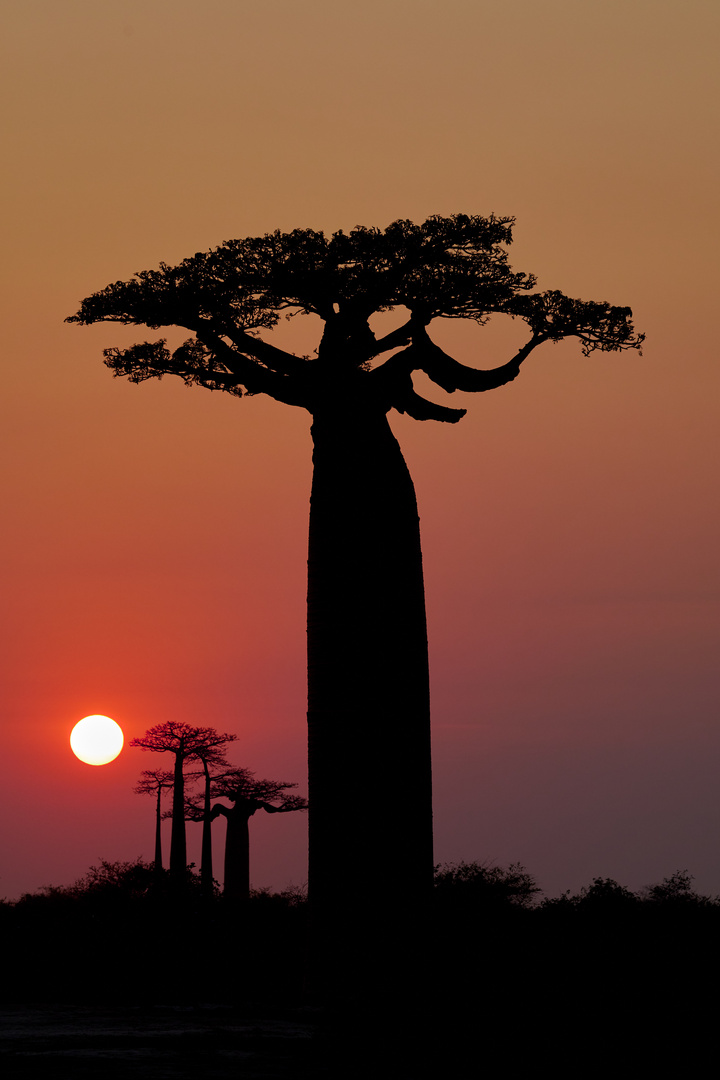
208, 769, 307, 900
69, 214, 643, 984
130, 722, 236, 877
187, 734, 235, 894
133, 768, 174, 872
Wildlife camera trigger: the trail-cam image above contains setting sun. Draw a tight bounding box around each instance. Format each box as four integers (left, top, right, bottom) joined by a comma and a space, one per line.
70, 715, 124, 766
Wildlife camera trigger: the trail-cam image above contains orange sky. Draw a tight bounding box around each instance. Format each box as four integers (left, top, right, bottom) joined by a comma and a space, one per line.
1, 0, 719, 900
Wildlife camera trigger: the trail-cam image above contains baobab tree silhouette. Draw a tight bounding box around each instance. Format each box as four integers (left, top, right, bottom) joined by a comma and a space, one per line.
188, 737, 236, 894
207, 768, 307, 900
134, 768, 174, 872
69, 214, 642, 992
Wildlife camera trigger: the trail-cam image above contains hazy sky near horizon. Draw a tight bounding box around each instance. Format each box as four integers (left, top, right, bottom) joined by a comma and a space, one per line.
1, 0, 718, 900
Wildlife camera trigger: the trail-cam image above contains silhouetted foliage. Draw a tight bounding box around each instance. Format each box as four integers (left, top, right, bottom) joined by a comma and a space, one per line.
538, 871, 720, 916
249, 882, 308, 907
73, 857, 158, 898
69, 215, 643, 997
571, 875, 642, 912
642, 869, 717, 907
434, 860, 541, 915
14, 858, 205, 911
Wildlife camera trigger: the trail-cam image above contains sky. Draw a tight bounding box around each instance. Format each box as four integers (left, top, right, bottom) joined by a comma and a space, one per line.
1, 0, 718, 901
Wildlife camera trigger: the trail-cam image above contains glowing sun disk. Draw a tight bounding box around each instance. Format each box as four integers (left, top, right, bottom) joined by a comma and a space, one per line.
70, 715, 124, 765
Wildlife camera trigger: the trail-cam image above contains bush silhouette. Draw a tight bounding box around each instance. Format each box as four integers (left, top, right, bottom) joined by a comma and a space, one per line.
434, 860, 540, 911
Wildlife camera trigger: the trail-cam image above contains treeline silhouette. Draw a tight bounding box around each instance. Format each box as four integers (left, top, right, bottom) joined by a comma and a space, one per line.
1, 859, 307, 1007
4, 860, 720, 1073
431, 863, 720, 1074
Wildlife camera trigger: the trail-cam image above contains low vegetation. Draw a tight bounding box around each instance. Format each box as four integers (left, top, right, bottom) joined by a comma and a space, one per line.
3, 858, 718, 1006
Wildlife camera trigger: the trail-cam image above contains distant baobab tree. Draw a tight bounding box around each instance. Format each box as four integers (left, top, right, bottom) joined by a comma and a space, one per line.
69, 214, 643, 987
208, 768, 307, 900
133, 768, 174, 872
130, 722, 236, 877
189, 738, 236, 894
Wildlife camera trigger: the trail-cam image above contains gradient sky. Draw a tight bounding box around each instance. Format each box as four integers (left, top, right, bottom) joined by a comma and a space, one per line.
1, 0, 718, 901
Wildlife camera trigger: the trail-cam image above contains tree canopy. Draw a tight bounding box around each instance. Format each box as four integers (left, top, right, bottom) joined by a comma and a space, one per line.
67, 214, 644, 423
134, 768, 174, 798
130, 722, 236, 759
209, 768, 308, 814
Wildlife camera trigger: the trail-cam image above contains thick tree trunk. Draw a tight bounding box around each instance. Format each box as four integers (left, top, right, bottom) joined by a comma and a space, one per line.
223, 809, 251, 900
170, 750, 187, 877
307, 404, 433, 998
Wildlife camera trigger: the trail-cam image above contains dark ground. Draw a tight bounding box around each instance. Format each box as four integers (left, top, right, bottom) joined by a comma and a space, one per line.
2, 868, 719, 1077
0, 1003, 322, 1079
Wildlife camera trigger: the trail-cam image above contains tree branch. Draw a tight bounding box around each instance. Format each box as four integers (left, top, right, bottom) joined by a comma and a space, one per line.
408, 325, 545, 393
197, 329, 311, 409
259, 798, 307, 814
221, 325, 310, 376
394, 384, 467, 423
369, 320, 414, 357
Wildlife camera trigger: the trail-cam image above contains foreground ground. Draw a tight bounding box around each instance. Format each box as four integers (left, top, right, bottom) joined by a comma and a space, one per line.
2, 864, 718, 1076
0, 1003, 322, 1079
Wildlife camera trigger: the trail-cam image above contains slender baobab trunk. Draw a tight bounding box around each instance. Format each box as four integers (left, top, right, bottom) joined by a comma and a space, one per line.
200, 759, 213, 894
154, 785, 163, 873
307, 404, 433, 995
170, 749, 187, 876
